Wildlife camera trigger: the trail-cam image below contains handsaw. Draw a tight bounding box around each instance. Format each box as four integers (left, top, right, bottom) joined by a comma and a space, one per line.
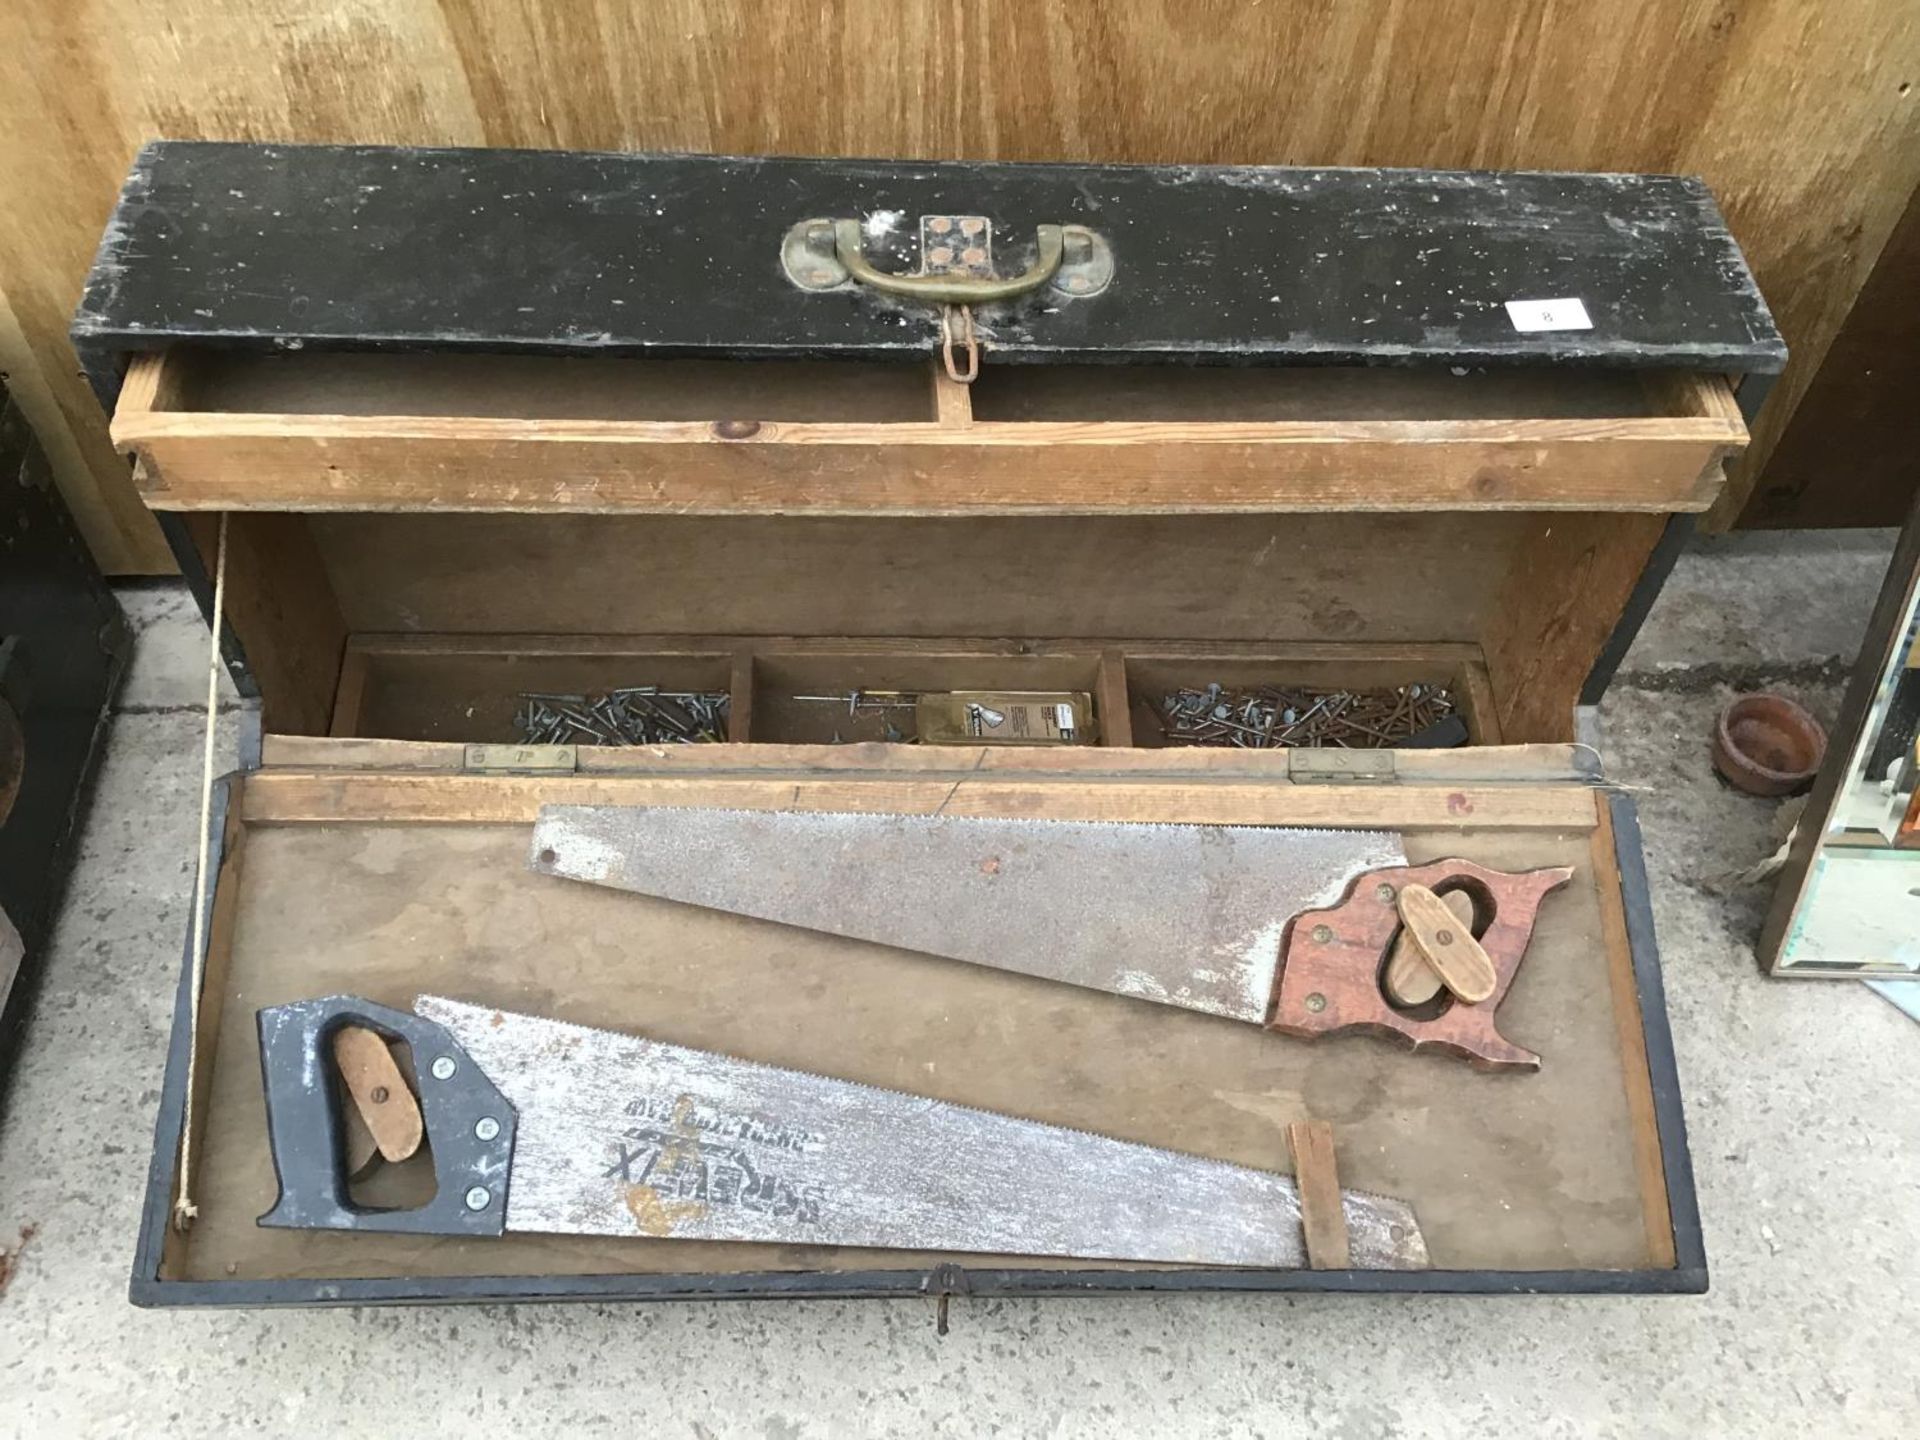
254, 995, 1429, 1269
529, 806, 1573, 1071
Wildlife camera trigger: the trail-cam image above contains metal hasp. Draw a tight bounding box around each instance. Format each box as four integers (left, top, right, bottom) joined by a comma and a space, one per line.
526, 806, 1568, 1069
414, 996, 1428, 1268
256, 996, 517, 1235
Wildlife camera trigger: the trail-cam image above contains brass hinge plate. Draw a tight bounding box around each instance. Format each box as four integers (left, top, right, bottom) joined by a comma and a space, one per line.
1288, 750, 1396, 784
463, 743, 578, 774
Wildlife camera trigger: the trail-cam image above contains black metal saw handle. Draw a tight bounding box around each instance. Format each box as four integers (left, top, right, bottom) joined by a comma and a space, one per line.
255, 995, 517, 1235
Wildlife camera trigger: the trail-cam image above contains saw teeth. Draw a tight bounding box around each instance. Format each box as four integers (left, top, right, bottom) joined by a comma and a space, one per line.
532, 801, 1405, 844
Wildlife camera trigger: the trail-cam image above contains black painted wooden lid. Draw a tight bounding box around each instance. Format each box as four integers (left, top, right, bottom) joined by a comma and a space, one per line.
74, 141, 1785, 373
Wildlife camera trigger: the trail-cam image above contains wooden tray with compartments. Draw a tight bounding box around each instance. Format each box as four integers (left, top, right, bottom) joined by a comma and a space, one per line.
74, 143, 1785, 1306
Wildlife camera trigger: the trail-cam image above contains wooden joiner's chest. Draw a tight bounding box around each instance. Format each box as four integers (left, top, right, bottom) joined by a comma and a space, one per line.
76, 142, 1783, 1306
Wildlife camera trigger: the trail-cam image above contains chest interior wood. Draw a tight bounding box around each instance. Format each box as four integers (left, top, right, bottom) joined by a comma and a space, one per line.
115, 335, 1751, 747
160, 349, 1679, 424
158, 755, 1676, 1286
97, 321, 1752, 746
178, 504, 1637, 745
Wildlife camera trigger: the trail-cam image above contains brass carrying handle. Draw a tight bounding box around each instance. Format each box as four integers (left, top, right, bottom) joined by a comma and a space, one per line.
832, 219, 1065, 304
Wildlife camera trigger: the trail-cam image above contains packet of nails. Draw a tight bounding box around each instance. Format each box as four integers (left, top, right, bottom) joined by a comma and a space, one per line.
914, 692, 1095, 746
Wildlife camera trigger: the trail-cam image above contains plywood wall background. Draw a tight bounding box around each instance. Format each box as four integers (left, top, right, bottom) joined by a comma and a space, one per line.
4, 1, 1918, 570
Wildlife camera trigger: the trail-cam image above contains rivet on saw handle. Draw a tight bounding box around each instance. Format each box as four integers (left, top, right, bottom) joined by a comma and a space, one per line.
1268, 858, 1575, 1072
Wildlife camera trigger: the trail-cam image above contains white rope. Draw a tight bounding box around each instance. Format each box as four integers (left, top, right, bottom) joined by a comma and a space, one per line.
173, 512, 228, 1233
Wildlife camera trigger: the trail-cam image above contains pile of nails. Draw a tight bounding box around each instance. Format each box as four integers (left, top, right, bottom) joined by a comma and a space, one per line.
514, 688, 729, 745
1157, 682, 1456, 749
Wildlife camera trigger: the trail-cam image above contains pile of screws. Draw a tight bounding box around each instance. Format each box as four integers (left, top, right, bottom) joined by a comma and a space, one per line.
513, 688, 729, 746
793, 689, 921, 715
793, 690, 921, 744
1156, 683, 1457, 749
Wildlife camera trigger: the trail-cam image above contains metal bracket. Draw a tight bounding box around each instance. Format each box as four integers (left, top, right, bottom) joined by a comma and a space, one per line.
1288, 750, 1397, 784
463, 743, 577, 774
922, 1260, 972, 1336
782, 215, 1112, 303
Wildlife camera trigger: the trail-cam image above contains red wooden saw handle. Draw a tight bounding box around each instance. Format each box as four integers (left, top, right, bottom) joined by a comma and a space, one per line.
1267, 858, 1574, 1072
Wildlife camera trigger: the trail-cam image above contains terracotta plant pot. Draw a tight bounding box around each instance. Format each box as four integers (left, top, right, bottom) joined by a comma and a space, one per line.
1711, 693, 1827, 797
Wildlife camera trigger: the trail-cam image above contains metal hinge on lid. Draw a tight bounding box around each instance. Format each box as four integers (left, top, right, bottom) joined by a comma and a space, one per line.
463, 743, 578, 774
1288, 750, 1397, 784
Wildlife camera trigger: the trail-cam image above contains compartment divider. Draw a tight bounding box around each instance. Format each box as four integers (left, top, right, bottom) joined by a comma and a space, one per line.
929, 363, 973, 428
1455, 659, 1504, 746
728, 649, 757, 743
1096, 650, 1134, 748
328, 646, 372, 738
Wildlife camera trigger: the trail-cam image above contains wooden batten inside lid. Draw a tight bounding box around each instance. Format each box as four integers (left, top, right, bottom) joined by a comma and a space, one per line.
115, 349, 1744, 516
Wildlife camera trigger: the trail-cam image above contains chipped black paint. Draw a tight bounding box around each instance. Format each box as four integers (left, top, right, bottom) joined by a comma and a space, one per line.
73, 142, 1784, 373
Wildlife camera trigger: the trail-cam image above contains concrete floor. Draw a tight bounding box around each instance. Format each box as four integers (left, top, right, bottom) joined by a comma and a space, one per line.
2, 533, 1916, 1438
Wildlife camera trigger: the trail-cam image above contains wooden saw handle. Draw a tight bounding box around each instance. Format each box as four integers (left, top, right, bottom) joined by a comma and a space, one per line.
1382, 888, 1476, 1007
1395, 884, 1497, 1003
1269, 857, 1574, 1071
331, 1025, 424, 1163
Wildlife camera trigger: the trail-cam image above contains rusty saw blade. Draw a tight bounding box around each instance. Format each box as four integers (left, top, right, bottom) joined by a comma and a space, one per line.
529, 805, 1406, 1023
254, 994, 1430, 1268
